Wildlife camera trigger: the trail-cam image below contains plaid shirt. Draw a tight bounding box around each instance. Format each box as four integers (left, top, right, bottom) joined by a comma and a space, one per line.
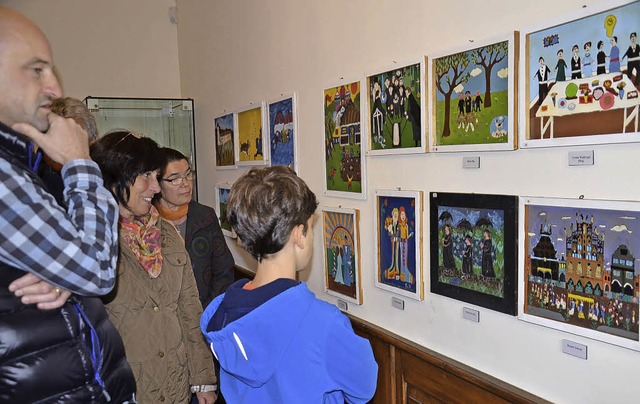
0, 156, 119, 296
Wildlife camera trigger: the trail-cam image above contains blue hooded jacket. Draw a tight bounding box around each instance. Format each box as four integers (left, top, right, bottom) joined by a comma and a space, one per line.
200, 281, 378, 403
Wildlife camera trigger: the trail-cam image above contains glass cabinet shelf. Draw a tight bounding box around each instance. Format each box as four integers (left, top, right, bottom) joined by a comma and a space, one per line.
85, 96, 198, 198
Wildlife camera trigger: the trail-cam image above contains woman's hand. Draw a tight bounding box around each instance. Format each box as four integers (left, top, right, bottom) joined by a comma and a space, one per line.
8, 273, 71, 309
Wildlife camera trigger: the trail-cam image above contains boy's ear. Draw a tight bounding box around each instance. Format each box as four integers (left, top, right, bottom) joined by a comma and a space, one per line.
292, 223, 306, 249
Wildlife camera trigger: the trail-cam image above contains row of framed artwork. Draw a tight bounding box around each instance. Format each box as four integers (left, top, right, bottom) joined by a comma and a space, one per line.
214, 94, 298, 172
214, 0, 640, 201
217, 184, 640, 352
355, 191, 640, 352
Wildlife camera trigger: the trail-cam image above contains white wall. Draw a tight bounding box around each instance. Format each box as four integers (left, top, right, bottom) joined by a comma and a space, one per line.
176, 1, 640, 402
2, 0, 181, 99
7, 0, 640, 402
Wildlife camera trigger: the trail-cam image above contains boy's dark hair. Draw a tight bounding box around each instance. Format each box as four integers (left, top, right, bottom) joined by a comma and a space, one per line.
227, 166, 318, 262
90, 130, 164, 208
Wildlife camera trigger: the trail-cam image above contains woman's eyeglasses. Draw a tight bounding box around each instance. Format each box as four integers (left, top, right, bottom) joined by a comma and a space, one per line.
161, 171, 195, 186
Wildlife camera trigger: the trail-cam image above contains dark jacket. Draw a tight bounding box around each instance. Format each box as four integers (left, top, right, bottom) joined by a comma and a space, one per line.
185, 200, 235, 308
0, 122, 136, 403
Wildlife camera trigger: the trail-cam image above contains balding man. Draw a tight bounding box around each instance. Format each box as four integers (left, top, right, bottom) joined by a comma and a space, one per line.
0, 7, 136, 402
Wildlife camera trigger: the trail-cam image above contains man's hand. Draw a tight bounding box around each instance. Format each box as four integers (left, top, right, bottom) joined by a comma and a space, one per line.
196, 391, 217, 404
8, 273, 71, 310
13, 113, 90, 166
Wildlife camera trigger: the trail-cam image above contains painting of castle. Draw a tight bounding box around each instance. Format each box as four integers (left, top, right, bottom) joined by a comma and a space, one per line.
214, 113, 235, 168
521, 197, 640, 350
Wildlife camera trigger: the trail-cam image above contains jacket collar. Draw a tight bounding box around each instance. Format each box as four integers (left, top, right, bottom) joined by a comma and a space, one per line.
0, 120, 36, 170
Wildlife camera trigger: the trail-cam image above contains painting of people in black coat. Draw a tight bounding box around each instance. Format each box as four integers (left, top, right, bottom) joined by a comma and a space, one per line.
367, 60, 423, 153
430, 192, 518, 316
524, 1, 640, 145
432, 34, 515, 152
480, 229, 496, 278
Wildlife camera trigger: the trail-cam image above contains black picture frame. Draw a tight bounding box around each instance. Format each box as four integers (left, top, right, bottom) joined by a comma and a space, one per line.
430, 192, 518, 315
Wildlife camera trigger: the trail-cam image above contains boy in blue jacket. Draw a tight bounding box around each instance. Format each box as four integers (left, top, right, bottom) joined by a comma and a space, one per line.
201, 166, 378, 403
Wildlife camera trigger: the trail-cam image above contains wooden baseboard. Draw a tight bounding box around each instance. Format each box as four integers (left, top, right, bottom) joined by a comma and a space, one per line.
348, 314, 549, 403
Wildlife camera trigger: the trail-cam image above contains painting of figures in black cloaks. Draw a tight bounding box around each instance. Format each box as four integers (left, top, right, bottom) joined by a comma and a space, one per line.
214, 112, 236, 169
430, 32, 518, 152
375, 189, 423, 301
521, 0, 640, 148
267, 94, 297, 172
366, 58, 426, 155
321, 207, 362, 305
430, 192, 518, 315
323, 80, 366, 199
520, 197, 640, 351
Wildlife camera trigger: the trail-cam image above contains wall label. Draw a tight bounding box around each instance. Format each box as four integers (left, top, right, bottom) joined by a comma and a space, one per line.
568, 150, 594, 166
462, 307, 480, 322
562, 339, 588, 360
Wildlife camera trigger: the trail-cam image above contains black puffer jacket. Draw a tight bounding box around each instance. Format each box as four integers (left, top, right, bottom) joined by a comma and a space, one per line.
0, 123, 136, 403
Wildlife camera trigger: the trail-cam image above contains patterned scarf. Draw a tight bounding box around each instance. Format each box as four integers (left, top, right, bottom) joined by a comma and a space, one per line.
119, 206, 164, 278
156, 202, 189, 222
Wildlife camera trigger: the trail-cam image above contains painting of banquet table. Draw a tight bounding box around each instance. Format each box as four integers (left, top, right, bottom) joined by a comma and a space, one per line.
521, 1, 640, 147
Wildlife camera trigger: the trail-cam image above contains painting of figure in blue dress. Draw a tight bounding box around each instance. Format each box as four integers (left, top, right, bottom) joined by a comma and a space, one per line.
322, 208, 361, 304
268, 96, 297, 171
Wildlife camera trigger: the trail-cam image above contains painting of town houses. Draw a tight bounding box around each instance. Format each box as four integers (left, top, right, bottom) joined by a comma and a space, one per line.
236, 105, 265, 166
366, 59, 426, 155
430, 32, 518, 152
214, 113, 236, 168
520, 197, 640, 350
375, 189, 423, 301
323, 81, 366, 199
321, 207, 362, 305
267, 95, 297, 171
521, 1, 640, 148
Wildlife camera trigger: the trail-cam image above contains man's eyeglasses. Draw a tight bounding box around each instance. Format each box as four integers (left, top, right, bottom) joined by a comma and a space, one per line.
162, 171, 195, 186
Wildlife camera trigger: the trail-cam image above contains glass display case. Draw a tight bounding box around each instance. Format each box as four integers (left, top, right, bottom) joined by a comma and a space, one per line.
85, 97, 197, 198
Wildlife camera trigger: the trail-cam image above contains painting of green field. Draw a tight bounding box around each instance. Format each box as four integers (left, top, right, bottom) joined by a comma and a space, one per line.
434, 90, 508, 145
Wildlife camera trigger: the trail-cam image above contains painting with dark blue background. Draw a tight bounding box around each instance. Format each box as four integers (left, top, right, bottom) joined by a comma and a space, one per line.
268, 96, 296, 171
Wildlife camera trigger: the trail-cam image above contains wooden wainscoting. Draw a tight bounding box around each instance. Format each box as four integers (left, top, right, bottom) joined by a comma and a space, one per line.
349, 315, 549, 404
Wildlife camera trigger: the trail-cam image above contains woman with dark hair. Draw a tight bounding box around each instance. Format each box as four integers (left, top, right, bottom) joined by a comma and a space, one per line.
154, 147, 234, 309
90, 131, 217, 404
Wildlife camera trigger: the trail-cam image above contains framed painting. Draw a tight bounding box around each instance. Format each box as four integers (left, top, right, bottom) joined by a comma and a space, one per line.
520, 196, 640, 351
375, 189, 423, 301
323, 79, 367, 200
236, 103, 266, 166
266, 94, 298, 172
214, 112, 237, 169
519, 0, 640, 148
430, 192, 518, 315
321, 207, 363, 305
365, 58, 427, 155
429, 32, 518, 152
214, 183, 235, 238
